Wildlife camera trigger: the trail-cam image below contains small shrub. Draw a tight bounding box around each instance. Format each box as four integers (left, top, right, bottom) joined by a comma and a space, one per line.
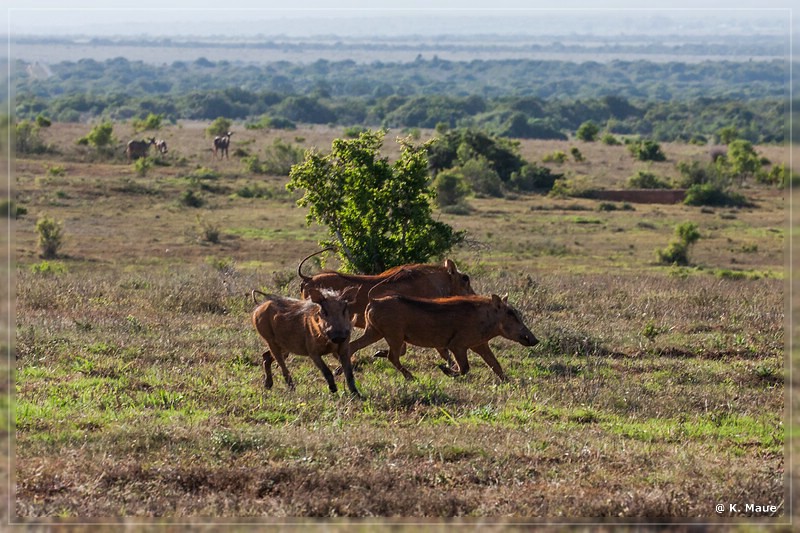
570, 147, 584, 162
626, 170, 671, 189
0, 200, 25, 218
684, 184, 750, 207
656, 221, 700, 266
461, 157, 503, 197
132, 113, 164, 132
628, 139, 666, 162
206, 117, 233, 138
509, 164, 561, 192
198, 217, 221, 243
261, 139, 305, 175
15, 120, 48, 154
134, 157, 153, 177
543, 150, 567, 164
600, 133, 621, 145
758, 163, 789, 187
34, 114, 51, 127
180, 190, 205, 208
35, 214, 64, 259
575, 121, 599, 142
78, 121, 115, 150
431, 169, 470, 207
29, 260, 67, 275
47, 165, 66, 177
187, 167, 220, 181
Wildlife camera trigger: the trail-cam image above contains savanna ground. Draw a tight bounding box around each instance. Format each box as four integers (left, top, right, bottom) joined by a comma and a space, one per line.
9, 122, 793, 524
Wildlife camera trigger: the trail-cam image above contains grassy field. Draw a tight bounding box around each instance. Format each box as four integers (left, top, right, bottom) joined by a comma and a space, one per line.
12, 123, 789, 521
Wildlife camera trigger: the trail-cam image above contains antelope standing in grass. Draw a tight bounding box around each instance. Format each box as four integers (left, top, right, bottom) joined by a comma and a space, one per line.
212, 131, 233, 159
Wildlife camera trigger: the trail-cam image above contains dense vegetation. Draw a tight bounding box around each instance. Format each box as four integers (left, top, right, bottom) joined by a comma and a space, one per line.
12, 56, 790, 143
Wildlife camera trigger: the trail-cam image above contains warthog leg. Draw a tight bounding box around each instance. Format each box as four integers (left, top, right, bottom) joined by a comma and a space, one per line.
261, 350, 274, 389
385, 340, 415, 381
470, 343, 506, 381
271, 350, 295, 390
309, 353, 338, 393
451, 348, 470, 376
337, 343, 363, 399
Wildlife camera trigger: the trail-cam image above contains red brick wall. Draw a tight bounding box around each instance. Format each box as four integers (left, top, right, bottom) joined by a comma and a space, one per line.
591, 189, 687, 204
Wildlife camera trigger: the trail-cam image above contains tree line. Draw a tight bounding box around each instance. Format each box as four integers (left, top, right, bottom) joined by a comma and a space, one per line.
13, 56, 790, 143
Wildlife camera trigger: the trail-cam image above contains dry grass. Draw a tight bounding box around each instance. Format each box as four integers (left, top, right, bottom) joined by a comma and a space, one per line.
12, 123, 789, 522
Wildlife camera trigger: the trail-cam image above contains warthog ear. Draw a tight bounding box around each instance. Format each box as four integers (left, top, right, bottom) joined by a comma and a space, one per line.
444, 258, 457, 274
307, 287, 324, 304
491, 294, 510, 307
341, 285, 359, 304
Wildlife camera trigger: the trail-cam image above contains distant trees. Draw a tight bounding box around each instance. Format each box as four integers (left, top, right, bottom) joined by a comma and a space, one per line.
12, 56, 788, 144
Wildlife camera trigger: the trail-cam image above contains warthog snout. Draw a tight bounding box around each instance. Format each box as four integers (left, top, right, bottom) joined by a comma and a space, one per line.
522, 333, 539, 347
326, 329, 350, 345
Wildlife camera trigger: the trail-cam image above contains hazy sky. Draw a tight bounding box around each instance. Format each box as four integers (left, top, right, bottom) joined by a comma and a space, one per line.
3, 1, 796, 38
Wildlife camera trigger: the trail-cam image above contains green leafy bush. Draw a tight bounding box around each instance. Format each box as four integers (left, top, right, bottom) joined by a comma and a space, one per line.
542, 150, 567, 164
78, 121, 116, 151
626, 170, 671, 189
206, 117, 232, 137
431, 169, 470, 207
134, 157, 153, 177
287, 129, 463, 273
132, 113, 164, 132
600, 133, 621, 145
15, 120, 48, 154
35, 214, 64, 259
684, 184, 750, 207
575, 120, 599, 141
461, 156, 503, 197
509, 164, 561, 192
627, 139, 666, 162
656, 222, 700, 266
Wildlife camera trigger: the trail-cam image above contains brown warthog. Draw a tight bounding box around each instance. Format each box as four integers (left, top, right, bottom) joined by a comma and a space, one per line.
296, 248, 476, 369
251, 286, 361, 397
359, 293, 538, 381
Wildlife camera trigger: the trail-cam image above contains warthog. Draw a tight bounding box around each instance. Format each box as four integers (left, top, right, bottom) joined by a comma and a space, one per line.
359, 293, 539, 381
212, 131, 233, 159
155, 139, 168, 155
251, 286, 361, 397
296, 248, 476, 369
125, 137, 156, 161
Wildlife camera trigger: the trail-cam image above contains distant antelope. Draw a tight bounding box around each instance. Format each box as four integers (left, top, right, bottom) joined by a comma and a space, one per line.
125, 137, 156, 161
212, 131, 233, 159
155, 139, 168, 155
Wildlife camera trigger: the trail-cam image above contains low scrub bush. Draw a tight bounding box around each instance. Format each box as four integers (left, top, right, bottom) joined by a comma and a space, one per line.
626, 170, 672, 189
180, 190, 205, 208
684, 184, 750, 207
656, 221, 700, 266
132, 113, 164, 132
542, 150, 567, 164
35, 214, 64, 259
431, 169, 470, 207
508, 164, 560, 193
627, 139, 666, 162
